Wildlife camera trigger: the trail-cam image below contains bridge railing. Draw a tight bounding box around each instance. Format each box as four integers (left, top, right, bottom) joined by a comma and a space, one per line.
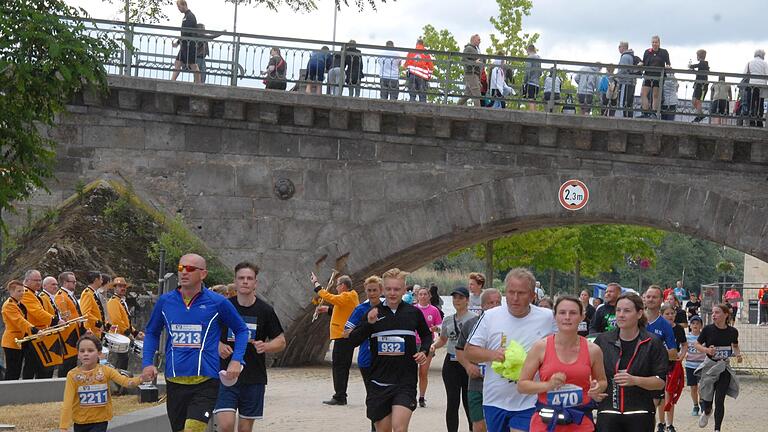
75, 17, 768, 125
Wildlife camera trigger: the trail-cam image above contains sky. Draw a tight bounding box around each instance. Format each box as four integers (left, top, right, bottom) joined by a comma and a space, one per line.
68, 0, 768, 87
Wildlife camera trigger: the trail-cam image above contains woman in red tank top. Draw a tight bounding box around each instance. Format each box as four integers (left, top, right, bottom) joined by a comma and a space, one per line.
519, 295, 608, 432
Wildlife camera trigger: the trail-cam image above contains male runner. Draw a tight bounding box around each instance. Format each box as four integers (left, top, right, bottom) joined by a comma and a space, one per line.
643, 285, 679, 432
142, 253, 249, 432
590, 282, 621, 334
348, 268, 432, 432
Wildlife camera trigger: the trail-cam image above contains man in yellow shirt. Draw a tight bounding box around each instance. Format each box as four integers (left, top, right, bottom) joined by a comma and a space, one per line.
311, 273, 359, 405
80, 271, 108, 339
20, 269, 58, 379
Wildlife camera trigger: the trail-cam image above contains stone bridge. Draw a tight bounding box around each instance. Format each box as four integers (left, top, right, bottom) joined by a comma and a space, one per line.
18, 75, 768, 364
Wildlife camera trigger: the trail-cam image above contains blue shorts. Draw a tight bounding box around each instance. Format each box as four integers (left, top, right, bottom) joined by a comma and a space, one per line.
483, 405, 535, 432
213, 382, 265, 419
685, 367, 699, 387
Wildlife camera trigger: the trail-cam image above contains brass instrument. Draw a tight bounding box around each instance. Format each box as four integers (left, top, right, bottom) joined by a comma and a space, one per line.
312, 270, 339, 322
14, 316, 87, 345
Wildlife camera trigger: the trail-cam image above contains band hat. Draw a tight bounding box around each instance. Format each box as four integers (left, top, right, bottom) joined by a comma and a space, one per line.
108, 277, 132, 289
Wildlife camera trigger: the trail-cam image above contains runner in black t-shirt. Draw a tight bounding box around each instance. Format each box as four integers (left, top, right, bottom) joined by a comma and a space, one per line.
685, 292, 701, 319
639, 35, 671, 118
214, 262, 286, 432
589, 283, 621, 335
579, 289, 596, 336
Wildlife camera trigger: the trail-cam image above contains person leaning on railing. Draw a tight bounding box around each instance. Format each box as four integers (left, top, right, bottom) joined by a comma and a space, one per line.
263, 47, 287, 91
405, 38, 433, 103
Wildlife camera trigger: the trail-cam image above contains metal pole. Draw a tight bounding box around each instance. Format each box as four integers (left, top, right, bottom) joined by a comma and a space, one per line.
231, 34, 240, 87
657, 69, 665, 119
332, 3, 338, 47
158, 248, 166, 296
339, 43, 347, 96
122, 0, 129, 76
233, 0, 239, 34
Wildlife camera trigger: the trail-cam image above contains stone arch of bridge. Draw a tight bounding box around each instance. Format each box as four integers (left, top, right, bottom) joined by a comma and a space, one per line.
278, 174, 767, 365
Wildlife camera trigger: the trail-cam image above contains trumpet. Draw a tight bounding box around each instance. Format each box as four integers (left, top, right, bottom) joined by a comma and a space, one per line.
312, 270, 339, 322
14, 316, 88, 345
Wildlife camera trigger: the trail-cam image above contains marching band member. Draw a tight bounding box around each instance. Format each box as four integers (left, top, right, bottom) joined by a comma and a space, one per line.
106, 277, 143, 371
80, 272, 108, 339
3, 280, 38, 380
21, 269, 58, 379
56, 271, 86, 377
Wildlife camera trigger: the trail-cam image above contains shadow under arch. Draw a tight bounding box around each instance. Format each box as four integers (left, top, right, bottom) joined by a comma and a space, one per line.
277, 174, 768, 365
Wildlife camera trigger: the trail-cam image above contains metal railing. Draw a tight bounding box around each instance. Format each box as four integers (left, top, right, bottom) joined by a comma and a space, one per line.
74, 17, 768, 126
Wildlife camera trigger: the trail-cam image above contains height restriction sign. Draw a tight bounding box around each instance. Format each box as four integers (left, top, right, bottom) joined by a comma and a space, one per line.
558, 179, 589, 211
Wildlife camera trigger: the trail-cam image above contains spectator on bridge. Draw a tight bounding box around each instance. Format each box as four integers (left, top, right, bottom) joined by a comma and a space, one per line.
617, 41, 641, 118
327, 49, 345, 96
523, 44, 542, 111
661, 72, 679, 121
689, 49, 710, 122
599, 66, 618, 116
639, 35, 671, 118
405, 38, 434, 102
378, 41, 401, 100
575, 64, 600, 115
345, 40, 365, 97
264, 47, 287, 90
710, 75, 732, 125
760, 284, 768, 326
305, 46, 331, 95
543, 69, 562, 112
193, 23, 224, 84
458, 34, 484, 106
170, 0, 202, 84
489, 56, 514, 108
743, 49, 768, 127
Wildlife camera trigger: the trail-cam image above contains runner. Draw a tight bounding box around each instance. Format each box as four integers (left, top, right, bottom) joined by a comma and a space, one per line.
59, 335, 144, 432
694, 304, 742, 431
214, 262, 286, 432
430, 287, 477, 432
518, 294, 608, 432
578, 290, 596, 337
455, 288, 502, 432
344, 275, 384, 432
347, 268, 433, 432
594, 293, 668, 432
468, 273, 486, 315
660, 303, 687, 432
683, 316, 705, 417
2, 280, 38, 380
590, 283, 621, 334
142, 253, 250, 432
465, 268, 557, 432
413, 285, 442, 408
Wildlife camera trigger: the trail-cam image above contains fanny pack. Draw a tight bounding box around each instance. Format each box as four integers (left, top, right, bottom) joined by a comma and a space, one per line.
536, 400, 596, 432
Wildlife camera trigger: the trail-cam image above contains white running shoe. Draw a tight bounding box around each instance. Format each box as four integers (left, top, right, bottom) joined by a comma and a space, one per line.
698, 412, 710, 428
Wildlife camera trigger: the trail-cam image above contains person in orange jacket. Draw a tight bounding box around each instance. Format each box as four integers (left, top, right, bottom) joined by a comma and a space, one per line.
80, 271, 108, 339
2, 280, 38, 380
106, 277, 144, 371
311, 273, 359, 405
55, 271, 86, 377
20, 269, 58, 379
405, 38, 434, 102
759, 284, 768, 326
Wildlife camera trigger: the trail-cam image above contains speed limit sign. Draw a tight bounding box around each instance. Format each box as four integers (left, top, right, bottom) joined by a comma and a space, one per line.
559, 179, 589, 211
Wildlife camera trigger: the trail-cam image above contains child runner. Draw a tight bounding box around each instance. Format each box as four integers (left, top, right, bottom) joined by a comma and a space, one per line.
414, 286, 442, 407
694, 304, 742, 431
60, 335, 144, 432
518, 295, 608, 431
683, 315, 706, 416
660, 304, 687, 432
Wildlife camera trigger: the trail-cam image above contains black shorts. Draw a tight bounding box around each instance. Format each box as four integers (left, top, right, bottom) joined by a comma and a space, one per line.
523, 84, 539, 99
366, 382, 417, 422
711, 99, 729, 115
693, 83, 709, 100
578, 94, 594, 105
543, 92, 560, 101
176, 43, 197, 66
685, 367, 699, 386
74, 422, 108, 432
166, 379, 220, 431
643, 78, 660, 88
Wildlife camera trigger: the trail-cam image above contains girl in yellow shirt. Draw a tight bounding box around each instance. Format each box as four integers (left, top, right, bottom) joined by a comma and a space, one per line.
59, 335, 143, 432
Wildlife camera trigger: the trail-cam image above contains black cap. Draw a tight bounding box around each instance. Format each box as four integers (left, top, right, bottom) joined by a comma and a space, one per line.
451, 287, 470, 298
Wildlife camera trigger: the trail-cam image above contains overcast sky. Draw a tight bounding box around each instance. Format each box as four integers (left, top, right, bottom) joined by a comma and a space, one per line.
69, 0, 767, 84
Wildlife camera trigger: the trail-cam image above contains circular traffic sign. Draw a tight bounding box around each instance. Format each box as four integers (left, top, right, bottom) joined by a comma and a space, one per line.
559, 179, 589, 211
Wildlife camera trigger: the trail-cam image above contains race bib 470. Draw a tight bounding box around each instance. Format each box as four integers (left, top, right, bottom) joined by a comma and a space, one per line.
171, 324, 202, 348
547, 384, 584, 408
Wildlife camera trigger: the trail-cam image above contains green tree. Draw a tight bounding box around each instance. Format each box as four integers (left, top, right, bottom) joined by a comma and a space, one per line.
487, 0, 538, 57
421, 24, 462, 102
476, 225, 664, 293
1, 1, 116, 231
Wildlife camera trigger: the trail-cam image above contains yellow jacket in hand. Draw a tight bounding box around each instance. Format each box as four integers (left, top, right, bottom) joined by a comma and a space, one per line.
59, 364, 141, 429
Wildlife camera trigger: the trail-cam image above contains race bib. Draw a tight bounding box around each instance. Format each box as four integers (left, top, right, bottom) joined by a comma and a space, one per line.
378, 336, 405, 356
448, 352, 457, 361
78, 384, 108, 407
227, 322, 258, 342
688, 345, 698, 354
547, 384, 584, 408
578, 321, 588, 332
606, 315, 617, 331
713, 346, 733, 360
171, 324, 202, 348
478, 363, 486, 377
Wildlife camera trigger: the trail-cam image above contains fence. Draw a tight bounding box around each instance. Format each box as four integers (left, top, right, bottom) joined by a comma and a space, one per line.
71, 17, 768, 126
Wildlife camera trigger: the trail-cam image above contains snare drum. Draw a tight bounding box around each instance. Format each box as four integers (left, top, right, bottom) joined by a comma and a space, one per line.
105, 333, 131, 354
132, 340, 144, 356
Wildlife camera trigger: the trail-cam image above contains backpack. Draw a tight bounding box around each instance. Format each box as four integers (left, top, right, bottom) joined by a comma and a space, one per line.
606, 78, 619, 100
626, 54, 643, 76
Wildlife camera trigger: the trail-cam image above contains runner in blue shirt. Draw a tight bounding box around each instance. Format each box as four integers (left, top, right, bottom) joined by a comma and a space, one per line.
642, 285, 678, 432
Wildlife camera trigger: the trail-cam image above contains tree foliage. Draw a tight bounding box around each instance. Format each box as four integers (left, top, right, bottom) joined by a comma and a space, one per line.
0, 1, 116, 230
486, 0, 538, 57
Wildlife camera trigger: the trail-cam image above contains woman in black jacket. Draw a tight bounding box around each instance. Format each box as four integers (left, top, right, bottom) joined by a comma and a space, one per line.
594, 293, 668, 432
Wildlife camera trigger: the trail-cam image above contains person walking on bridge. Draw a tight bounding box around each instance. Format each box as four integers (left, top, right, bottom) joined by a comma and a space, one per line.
170, 0, 202, 84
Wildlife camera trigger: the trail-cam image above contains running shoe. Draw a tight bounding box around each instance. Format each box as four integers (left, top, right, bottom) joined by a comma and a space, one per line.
698, 412, 710, 428
418, 397, 426, 408
666, 425, 677, 432
692, 405, 699, 416
657, 423, 665, 432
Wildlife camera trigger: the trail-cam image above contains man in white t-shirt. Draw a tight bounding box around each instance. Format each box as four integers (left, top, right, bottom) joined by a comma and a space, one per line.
468, 272, 485, 315
465, 268, 557, 432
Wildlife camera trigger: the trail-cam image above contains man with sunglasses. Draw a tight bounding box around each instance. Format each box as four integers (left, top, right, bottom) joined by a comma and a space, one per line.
142, 253, 249, 432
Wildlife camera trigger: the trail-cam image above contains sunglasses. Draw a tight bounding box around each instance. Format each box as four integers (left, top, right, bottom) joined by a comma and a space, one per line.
178, 264, 205, 273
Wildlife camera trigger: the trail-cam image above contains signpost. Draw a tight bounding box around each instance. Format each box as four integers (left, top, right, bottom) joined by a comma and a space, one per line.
559, 179, 589, 211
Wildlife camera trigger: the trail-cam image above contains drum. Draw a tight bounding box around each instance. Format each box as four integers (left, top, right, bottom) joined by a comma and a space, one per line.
105, 333, 131, 353
132, 340, 144, 356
